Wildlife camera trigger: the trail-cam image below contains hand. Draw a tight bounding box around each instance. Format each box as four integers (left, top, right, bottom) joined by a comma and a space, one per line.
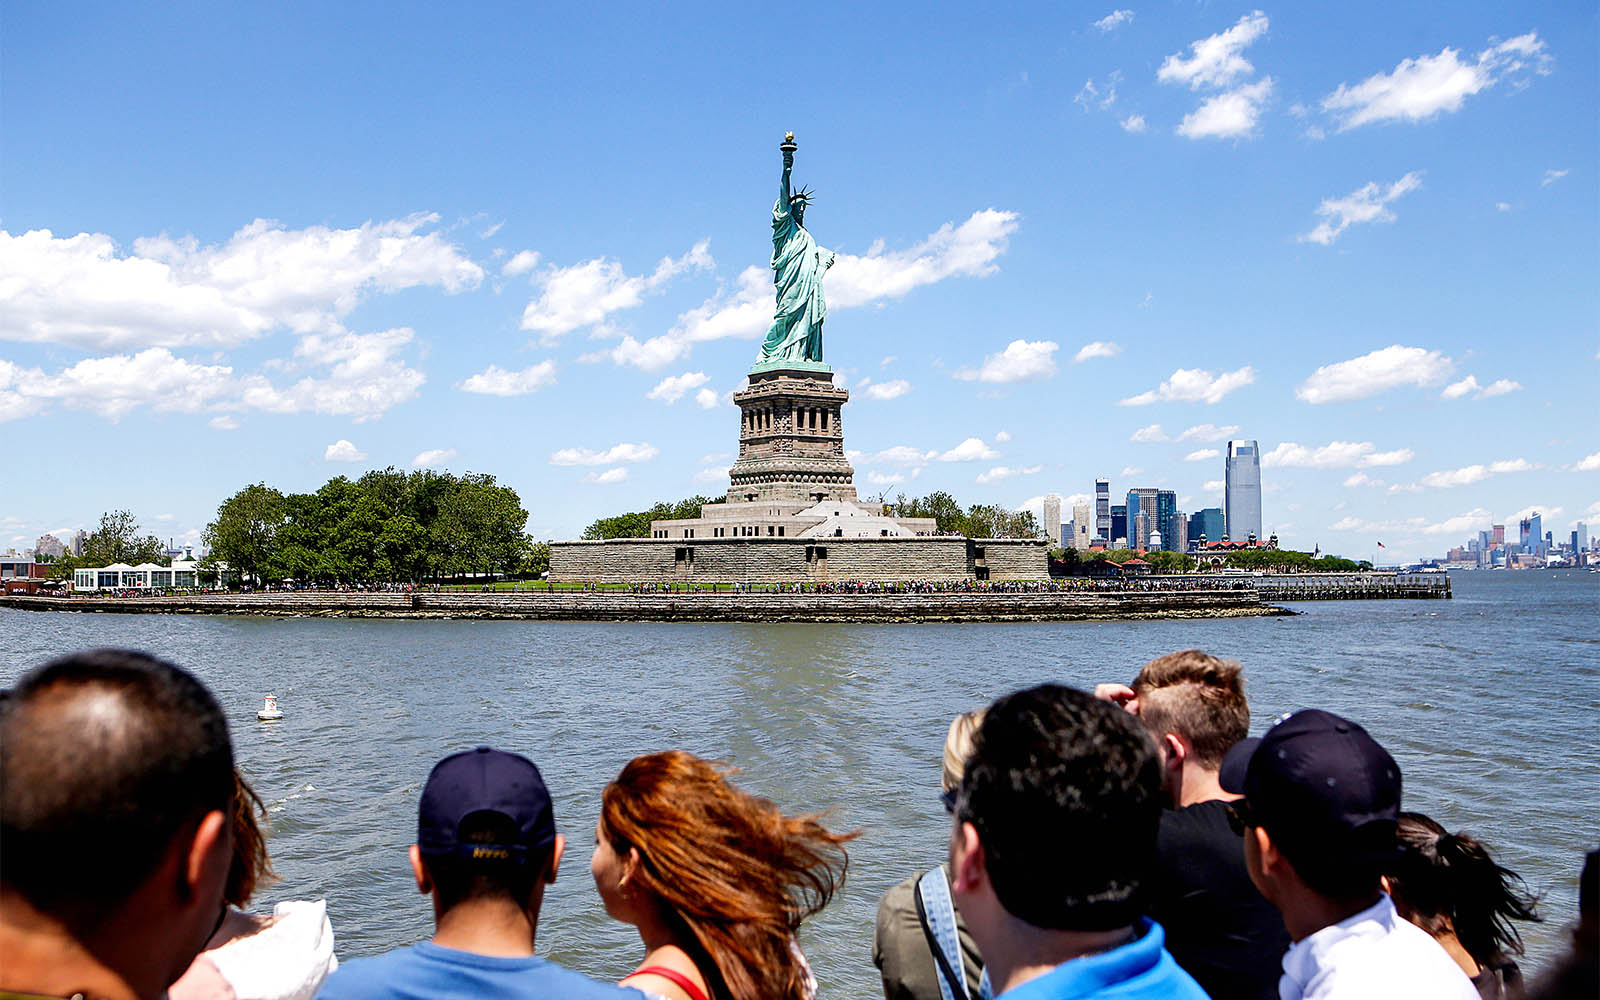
783, 150, 794, 167
1093, 683, 1140, 715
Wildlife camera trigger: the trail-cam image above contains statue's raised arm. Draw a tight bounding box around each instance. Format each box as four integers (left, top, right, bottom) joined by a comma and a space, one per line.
756, 132, 830, 368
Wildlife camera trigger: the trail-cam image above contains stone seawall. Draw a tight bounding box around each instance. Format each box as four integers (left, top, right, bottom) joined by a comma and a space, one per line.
0, 589, 1286, 623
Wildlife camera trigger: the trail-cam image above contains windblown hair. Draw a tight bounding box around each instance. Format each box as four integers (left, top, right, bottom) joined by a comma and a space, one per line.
600, 751, 854, 1000
1385, 811, 1541, 968
941, 709, 986, 794
225, 771, 278, 907
1130, 649, 1249, 768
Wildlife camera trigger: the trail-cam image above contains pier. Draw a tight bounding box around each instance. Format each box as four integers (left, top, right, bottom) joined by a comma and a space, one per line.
1251, 571, 1451, 601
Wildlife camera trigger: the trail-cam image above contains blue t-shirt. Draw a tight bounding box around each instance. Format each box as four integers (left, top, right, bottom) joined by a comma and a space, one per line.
315, 940, 644, 1000
1001, 920, 1209, 1000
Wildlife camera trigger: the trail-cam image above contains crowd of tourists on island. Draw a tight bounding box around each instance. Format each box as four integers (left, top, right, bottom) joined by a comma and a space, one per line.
2, 650, 1594, 1000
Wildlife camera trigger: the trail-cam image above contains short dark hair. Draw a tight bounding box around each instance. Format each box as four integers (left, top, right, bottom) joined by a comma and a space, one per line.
424, 810, 545, 913
0, 649, 235, 922
959, 684, 1162, 931
1131, 650, 1249, 768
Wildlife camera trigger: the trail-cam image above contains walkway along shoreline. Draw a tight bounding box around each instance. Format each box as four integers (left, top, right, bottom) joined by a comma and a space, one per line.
0, 589, 1293, 623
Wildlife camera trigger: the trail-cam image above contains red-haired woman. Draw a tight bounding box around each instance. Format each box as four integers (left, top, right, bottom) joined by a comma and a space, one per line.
590, 750, 853, 1000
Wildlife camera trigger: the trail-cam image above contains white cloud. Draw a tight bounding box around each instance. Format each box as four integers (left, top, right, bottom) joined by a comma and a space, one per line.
1321, 32, 1551, 132
956, 339, 1058, 383
0, 348, 237, 422
1299, 171, 1423, 245
604, 210, 1021, 371
861, 445, 939, 467
1093, 9, 1134, 32
1329, 508, 1496, 537
940, 438, 1001, 463
412, 448, 458, 469
692, 465, 729, 485
1418, 458, 1534, 488
1119, 366, 1255, 405
1442, 374, 1523, 400
1177, 78, 1275, 139
549, 442, 659, 467
1177, 423, 1240, 442
1120, 114, 1147, 133
1496, 202, 1513, 213
646, 371, 711, 404
1130, 424, 1169, 443
520, 240, 713, 341
694, 387, 720, 409
1577, 452, 1600, 472
1343, 472, 1383, 488
1479, 378, 1522, 397
324, 439, 368, 462
1509, 504, 1561, 524
863, 379, 912, 401
1074, 340, 1122, 363
585, 467, 629, 485
994, 430, 1012, 443
1441, 375, 1481, 400
0, 215, 482, 352
1263, 441, 1415, 469
865, 470, 915, 487
1123, 466, 1145, 477
1202, 479, 1224, 492
1542, 168, 1569, 187
209, 415, 239, 430
1296, 345, 1451, 403
458, 361, 557, 396
236, 328, 426, 421
976, 465, 1042, 484
1158, 11, 1269, 90
501, 250, 540, 277
1184, 448, 1220, 462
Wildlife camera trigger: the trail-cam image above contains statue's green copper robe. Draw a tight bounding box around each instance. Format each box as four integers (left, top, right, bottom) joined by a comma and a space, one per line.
758, 163, 834, 365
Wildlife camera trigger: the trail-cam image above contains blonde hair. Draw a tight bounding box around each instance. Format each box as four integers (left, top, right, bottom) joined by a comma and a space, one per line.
941, 710, 986, 793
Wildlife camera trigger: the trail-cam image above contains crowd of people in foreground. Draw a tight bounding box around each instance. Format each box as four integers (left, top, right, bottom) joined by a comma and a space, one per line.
0, 650, 1594, 1000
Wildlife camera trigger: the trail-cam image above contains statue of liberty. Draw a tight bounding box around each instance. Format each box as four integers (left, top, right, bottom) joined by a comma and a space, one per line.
756, 133, 835, 367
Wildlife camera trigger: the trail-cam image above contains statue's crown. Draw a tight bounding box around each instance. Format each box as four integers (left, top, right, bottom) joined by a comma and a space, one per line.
789, 185, 814, 206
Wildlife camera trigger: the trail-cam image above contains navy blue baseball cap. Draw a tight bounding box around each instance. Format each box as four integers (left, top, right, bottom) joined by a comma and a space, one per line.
1220, 709, 1401, 872
417, 746, 556, 864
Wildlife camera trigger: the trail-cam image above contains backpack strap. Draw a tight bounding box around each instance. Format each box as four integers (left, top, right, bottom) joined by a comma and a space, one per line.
915, 866, 991, 1000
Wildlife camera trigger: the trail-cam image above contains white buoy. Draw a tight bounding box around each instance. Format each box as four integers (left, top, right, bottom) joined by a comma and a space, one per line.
257, 694, 283, 721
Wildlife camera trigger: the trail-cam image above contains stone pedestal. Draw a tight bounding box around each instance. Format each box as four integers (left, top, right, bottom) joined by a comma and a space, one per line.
725, 366, 857, 504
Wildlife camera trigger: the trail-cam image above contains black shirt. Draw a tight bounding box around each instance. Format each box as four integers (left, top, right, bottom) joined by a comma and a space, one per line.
1149, 798, 1292, 1000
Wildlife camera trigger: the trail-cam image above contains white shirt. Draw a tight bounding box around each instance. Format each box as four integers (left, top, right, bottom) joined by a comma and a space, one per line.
1279, 895, 1478, 1000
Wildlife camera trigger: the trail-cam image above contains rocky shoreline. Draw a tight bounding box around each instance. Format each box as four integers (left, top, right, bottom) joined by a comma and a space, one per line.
0, 590, 1291, 623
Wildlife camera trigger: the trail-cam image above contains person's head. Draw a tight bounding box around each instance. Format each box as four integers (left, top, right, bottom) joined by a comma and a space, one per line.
594, 750, 853, 1000
949, 684, 1162, 936
225, 771, 277, 908
0, 649, 235, 988
1130, 650, 1249, 799
408, 747, 563, 924
1220, 709, 1401, 913
789, 186, 813, 225
1383, 811, 1540, 968
941, 709, 986, 795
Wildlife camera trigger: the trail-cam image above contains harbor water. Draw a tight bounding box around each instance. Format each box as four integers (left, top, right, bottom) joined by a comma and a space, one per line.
2, 570, 1594, 993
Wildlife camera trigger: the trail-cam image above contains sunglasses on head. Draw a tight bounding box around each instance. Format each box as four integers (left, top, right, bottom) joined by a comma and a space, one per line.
940, 787, 958, 813
1224, 799, 1260, 837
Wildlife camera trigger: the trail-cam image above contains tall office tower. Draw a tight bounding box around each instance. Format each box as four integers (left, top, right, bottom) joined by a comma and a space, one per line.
1492, 524, 1505, 547
1174, 513, 1188, 553
1572, 531, 1581, 553
1578, 522, 1589, 551
1126, 488, 1159, 550
1072, 500, 1092, 550
1225, 441, 1262, 541
1060, 522, 1072, 548
1519, 517, 1531, 550
1095, 479, 1111, 542
1110, 505, 1128, 547
1043, 494, 1062, 543
1190, 508, 1224, 547
1155, 490, 1179, 551
70, 529, 88, 557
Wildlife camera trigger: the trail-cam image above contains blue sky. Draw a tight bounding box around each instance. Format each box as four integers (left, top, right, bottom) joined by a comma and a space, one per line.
3, 1, 1595, 563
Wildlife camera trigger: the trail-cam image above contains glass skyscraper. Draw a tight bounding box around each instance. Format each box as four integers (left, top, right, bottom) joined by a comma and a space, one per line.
1225, 440, 1262, 542
1190, 507, 1224, 547
1095, 478, 1110, 543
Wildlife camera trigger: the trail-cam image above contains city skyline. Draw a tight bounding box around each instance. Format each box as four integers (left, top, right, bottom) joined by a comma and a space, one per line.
2, 2, 1595, 565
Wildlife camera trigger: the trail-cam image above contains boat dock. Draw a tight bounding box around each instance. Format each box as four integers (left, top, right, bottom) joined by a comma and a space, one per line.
1252, 571, 1451, 601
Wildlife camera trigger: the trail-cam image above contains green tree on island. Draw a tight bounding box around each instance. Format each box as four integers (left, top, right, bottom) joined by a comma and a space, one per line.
82, 510, 170, 567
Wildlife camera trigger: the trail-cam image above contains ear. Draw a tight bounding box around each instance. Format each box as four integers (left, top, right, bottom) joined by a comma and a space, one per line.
948, 821, 986, 894
1379, 874, 1393, 895
1163, 732, 1187, 769
183, 809, 230, 903
409, 845, 432, 894
621, 845, 643, 888
1252, 825, 1281, 876
543, 833, 566, 885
